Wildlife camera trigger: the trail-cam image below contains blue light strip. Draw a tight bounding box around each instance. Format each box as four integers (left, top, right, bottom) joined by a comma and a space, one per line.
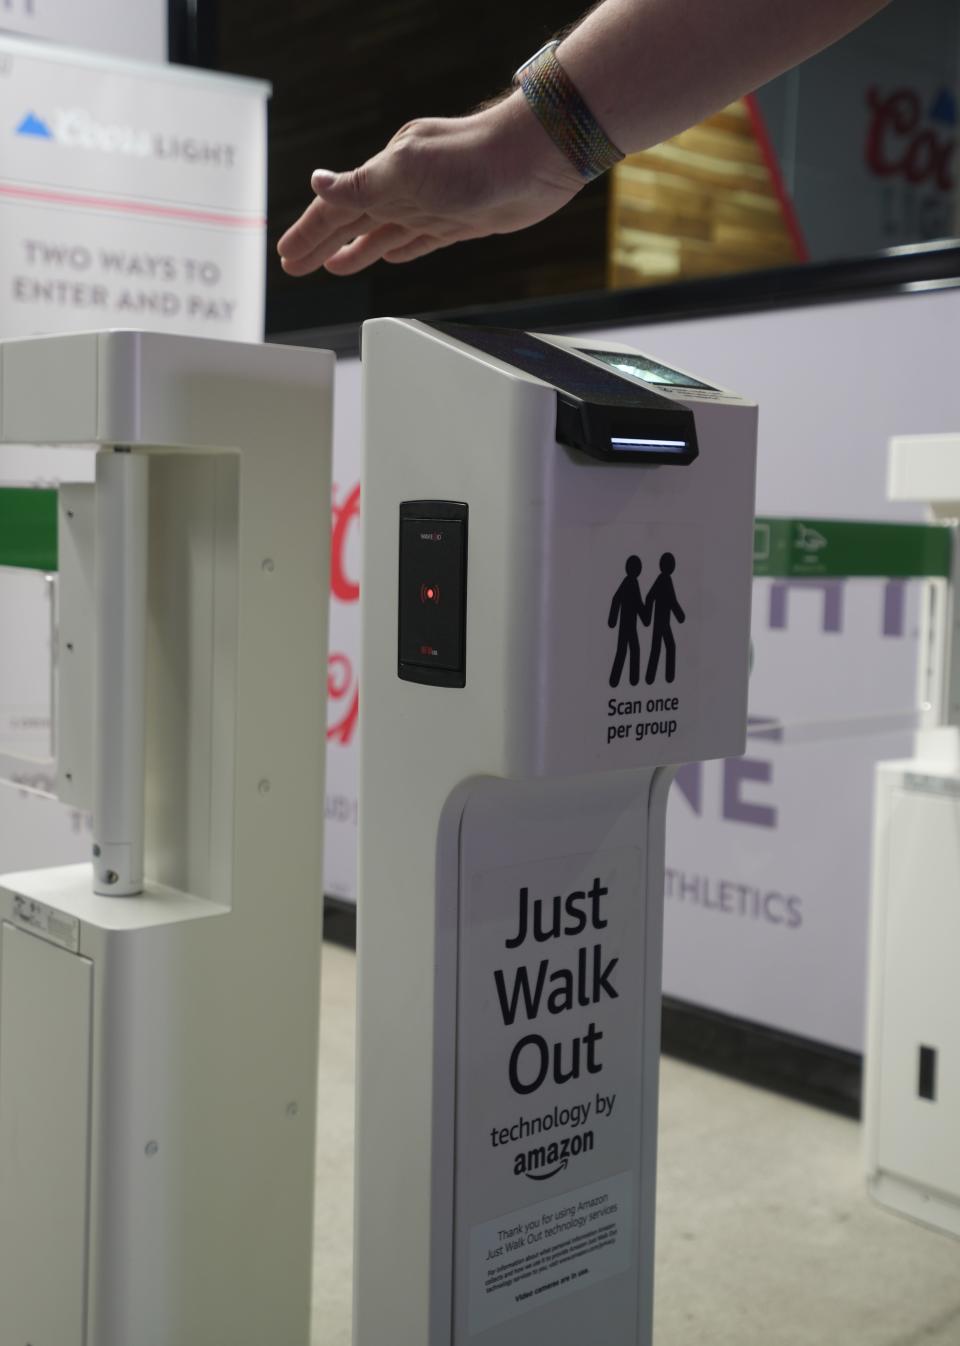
610, 437, 688, 453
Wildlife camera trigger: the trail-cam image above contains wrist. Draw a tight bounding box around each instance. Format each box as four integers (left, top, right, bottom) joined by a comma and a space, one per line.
479, 88, 586, 196
512, 40, 624, 181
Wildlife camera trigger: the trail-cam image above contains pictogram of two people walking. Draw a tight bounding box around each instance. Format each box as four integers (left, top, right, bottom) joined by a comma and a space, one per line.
608, 552, 685, 687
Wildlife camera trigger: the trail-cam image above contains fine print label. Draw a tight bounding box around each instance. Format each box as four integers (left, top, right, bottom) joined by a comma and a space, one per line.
455, 842, 648, 1342
468, 1170, 633, 1335
13, 894, 80, 953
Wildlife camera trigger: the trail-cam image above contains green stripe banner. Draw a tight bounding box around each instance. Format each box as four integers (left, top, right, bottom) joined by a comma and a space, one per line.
0, 492, 953, 583
0, 487, 58, 573
753, 517, 953, 580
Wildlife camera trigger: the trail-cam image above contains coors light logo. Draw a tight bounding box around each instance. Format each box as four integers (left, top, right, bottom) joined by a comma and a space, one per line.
865, 85, 956, 192
865, 84, 956, 241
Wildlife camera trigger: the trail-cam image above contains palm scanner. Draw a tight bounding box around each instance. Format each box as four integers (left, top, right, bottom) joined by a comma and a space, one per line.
355, 319, 757, 1346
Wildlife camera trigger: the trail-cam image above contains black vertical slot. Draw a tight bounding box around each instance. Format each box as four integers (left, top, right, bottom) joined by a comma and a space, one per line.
918, 1045, 937, 1101
398, 501, 469, 688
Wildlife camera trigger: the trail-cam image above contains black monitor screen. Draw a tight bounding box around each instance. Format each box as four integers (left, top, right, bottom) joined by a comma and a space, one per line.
579, 349, 717, 391
428, 324, 676, 409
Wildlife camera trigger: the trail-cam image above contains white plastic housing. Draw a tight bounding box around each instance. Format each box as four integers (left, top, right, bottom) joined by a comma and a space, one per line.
865, 431, 960, 1241
889, 433, 960, 508
0, 330, 333, 1346
93, 449, 149, 894
865, 761, 960, 1239
355, 319, 757, 1346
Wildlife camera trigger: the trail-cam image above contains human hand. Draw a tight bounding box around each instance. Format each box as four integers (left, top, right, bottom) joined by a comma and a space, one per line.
277, 92, 584, 277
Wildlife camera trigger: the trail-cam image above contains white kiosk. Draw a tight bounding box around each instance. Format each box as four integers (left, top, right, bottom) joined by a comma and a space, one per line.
866, 433, 960, 1240
0, 331, 333, 1346
355, 319, 757, 1345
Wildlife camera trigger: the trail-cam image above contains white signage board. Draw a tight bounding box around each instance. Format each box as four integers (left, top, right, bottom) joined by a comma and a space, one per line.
415, 764, 664, 1346
0, 37, 269, 341
322, 283, 960, 1056
0, 0, 167, 64
455, 841, 644, 1342
0, 38, 269, 881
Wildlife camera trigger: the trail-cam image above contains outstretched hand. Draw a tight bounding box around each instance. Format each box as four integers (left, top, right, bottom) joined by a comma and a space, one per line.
277, 94, 583, 278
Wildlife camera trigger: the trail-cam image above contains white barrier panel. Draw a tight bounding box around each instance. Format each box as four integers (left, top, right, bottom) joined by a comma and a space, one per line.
325, 358, 362, 899
0, 37, 269, 884
321, 284, 960, 1055
0, 36, 268, 341
0, 330, 333, 1346
0, 0, 166, 63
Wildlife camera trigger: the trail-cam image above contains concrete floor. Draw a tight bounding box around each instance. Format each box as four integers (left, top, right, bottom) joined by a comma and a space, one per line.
312, 941, 960, 1346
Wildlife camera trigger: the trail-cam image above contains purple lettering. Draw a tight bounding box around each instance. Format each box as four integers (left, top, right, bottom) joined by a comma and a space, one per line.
673, 761, 702, 814
723, 757, 777, 828
883, 580, 906, 637
768, 579, 844, 633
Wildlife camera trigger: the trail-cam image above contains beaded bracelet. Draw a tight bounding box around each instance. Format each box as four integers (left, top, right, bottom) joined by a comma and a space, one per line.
512, 39, 624, 182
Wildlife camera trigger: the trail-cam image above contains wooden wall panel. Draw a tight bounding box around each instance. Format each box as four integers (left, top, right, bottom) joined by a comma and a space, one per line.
608, 100, 801, 288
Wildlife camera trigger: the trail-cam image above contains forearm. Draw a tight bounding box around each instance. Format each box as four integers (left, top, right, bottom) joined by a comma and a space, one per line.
555, 0, 892, 154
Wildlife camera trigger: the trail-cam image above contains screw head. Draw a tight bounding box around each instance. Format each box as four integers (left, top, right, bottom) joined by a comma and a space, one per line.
92, 844, 101, 858
258, 779, 271, 795
105, 870, 119, 886
286, 1101, 299, 1118
262, 558, 275, 573
145, 1141, 159, 1157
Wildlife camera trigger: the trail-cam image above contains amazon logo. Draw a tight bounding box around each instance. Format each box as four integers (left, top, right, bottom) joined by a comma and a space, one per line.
513, 1129, 595, 1180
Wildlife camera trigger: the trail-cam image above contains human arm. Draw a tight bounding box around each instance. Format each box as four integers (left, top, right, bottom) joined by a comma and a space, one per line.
552, 0, 891, 160
277, 0, 891, 277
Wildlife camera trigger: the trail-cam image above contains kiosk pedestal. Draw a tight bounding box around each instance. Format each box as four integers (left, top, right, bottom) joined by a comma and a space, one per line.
355, 320, 757, 1345
866, 433, 960, 1240
0, 331, 333, 1346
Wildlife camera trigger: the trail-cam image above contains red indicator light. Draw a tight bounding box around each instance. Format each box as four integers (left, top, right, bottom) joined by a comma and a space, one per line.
420, 583, 441, 605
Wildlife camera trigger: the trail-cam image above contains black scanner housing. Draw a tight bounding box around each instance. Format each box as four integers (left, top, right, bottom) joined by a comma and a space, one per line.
428, 321, 700, 466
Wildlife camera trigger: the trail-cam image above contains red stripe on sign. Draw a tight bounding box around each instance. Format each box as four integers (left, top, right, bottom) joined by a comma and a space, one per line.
0, 180, 265, 229
743, 93, 809, 264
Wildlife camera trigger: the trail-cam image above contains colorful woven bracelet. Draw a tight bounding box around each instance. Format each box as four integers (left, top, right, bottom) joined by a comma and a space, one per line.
512, 39, 624, 182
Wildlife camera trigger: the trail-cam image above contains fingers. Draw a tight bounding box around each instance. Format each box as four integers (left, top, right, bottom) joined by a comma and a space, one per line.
310, 163, 378, 212
278, 118, 480, 275
278, 147, 401, 267
323, 223, 423, 276
382, 234, 443, 264
277, 194, 374, 271
279, 211, 375, 277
